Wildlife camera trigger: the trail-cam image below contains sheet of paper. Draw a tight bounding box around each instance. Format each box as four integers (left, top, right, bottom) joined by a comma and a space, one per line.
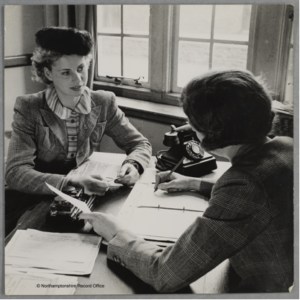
45, 183, 90, 213
6, 229, 99, 262
5, 230, 101, 275
69, 159, 122, 187
137, 183, 208, 212
5, 273, 78, 295
128, 207, 203, 239
139, 168, 157, 184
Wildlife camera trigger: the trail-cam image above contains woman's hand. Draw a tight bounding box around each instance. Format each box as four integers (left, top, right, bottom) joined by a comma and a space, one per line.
79, 212, 126, 242
115, 163, 139, 186
155, 171, 192, 193
68, 174, 109, 196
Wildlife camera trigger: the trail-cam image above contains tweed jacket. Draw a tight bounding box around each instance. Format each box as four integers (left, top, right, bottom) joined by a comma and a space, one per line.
5, 89, 152, 195
107, 136, 293, 293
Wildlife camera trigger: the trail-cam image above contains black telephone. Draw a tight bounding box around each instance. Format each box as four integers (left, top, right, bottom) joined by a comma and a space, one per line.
156, 126, 217, 177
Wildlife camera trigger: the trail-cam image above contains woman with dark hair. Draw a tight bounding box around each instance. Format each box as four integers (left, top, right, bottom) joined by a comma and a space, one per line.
79, 70, 293, 293
5, 27, 151, 234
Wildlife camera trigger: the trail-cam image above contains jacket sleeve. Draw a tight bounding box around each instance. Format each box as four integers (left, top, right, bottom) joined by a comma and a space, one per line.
107, 171, 271, 293
103, 93, 152, 172
5, 97, 67, 195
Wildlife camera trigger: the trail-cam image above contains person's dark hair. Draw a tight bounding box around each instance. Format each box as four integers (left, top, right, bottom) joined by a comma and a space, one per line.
181, 70, 274, 151
31, 27, 94, 84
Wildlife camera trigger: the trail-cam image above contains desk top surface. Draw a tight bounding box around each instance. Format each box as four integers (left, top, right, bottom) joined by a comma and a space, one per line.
5, 152, 232, 295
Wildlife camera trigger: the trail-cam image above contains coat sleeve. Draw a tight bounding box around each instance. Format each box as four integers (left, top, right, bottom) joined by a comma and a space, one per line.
5, 97, 67, 195
103, 93, 152, 172
107, 171, 271, 293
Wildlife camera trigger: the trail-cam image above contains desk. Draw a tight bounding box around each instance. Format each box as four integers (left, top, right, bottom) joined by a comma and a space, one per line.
5, 153, 233, 295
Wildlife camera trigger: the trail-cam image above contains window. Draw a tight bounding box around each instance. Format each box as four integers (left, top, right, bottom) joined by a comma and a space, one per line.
95, 5, 293, 105
96, 5, 150, 87
172, 5, 252, 92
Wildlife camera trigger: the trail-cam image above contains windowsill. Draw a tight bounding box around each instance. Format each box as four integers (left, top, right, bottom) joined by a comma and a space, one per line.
115, 96, 187, 125
93, 81, 187, 125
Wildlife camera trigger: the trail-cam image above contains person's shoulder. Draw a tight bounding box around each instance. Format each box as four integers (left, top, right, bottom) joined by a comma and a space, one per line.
90, 89, 116, 105
15, 90, 47, 111
271, 136, 293, 149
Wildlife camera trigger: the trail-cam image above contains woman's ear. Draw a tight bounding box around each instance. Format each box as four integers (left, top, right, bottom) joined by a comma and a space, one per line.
44, 68, 52, 82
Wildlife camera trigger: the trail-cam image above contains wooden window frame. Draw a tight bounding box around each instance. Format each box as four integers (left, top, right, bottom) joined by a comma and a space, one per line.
93, 4, 294, 105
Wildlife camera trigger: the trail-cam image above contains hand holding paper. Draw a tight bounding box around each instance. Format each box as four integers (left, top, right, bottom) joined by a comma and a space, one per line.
45, 183, 91, 213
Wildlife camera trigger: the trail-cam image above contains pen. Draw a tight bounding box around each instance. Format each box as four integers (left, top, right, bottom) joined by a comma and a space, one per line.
154, 156, 185, 193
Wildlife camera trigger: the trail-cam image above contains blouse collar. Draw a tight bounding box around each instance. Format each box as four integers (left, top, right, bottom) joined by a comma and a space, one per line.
45, 84, 91, 120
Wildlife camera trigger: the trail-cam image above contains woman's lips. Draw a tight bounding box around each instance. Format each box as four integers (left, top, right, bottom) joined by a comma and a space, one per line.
70, 85, 83, 91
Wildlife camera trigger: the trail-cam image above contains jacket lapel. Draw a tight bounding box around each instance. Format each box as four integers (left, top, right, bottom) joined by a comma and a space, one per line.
40, 108, 68, 150
77, 104, 101, 150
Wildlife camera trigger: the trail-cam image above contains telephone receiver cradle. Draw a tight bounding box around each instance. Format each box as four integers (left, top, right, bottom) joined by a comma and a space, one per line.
156, 126, 217, 177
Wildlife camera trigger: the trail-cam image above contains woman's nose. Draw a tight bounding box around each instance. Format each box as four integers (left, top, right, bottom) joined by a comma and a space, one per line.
73, 71, 82, 82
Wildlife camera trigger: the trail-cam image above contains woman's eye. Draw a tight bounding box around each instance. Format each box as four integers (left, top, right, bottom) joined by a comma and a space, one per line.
61, 72, 69, 76
78, 66, 83, 72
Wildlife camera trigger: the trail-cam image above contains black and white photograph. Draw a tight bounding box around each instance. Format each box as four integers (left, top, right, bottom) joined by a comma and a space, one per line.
3, 1, 297, 297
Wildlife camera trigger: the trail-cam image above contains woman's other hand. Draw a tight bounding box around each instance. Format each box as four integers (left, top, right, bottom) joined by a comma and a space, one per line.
155, 171, 191, 193
68, 174, 109, 196
79, 212, 125, 242
115, 163, 139, 186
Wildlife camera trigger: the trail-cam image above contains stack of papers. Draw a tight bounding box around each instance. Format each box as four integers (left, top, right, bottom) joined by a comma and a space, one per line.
5, 269, 78, 295
5, 229, 102, 295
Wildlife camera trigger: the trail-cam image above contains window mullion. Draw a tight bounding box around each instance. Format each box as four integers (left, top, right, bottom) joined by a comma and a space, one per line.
171, 5, 180, 93
209, 5, 216, 69
149, 5, 172, 95
121, 5, 124, 76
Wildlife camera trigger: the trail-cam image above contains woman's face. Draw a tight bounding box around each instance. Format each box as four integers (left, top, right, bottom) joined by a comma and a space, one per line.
45, 55, 89, 99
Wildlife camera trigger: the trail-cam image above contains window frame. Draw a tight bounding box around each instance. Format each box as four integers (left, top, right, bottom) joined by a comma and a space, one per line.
93, 4, 294, 105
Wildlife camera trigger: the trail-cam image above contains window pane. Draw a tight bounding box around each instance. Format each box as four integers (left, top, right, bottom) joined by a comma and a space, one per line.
177, 41, 210, 87
97, 5, 121, 33
124, 37, 148, 82
179, 5, 212, 39
214, 5, 251, 41
212, 43, 248, 69
124, 5, 150, 35
98, 36, 121, 76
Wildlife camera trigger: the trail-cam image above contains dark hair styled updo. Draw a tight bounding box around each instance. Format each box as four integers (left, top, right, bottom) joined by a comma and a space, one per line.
31, 27, 94, 84
181, 70, 274, 151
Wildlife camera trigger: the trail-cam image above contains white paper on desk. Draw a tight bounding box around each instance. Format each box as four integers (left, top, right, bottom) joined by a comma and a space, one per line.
45, 183, 90, 213
138, 184, 208, 212
6, 229, 99, 262
69, 160, 122, 188
128, 207, 204, 239
5, 272, 78, 295
5, 229, 101, 275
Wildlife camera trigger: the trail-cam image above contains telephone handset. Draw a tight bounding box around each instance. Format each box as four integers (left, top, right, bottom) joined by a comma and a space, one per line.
156, 125, 217, 177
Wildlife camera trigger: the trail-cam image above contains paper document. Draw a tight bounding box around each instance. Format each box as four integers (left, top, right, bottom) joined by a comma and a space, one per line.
69, 159, 122, 187
5, 272, 78, 295
45, 183, 90, 213
118, 181, 208, 244
128, 207, 204, 240
5, 229, 101, 275
138, 184, 208, 212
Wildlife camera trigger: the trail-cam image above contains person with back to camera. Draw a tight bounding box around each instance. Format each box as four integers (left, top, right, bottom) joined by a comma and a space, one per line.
79, 70, 293, 293
5, 27, 152, 235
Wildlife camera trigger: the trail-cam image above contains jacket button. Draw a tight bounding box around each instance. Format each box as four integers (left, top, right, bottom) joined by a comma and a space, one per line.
120, 262, 126, 268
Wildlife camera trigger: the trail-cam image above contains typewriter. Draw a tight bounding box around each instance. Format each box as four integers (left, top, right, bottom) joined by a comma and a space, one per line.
46, 186, 97, 228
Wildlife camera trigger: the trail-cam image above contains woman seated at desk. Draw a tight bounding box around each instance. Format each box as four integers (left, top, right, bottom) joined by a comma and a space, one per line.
5, 27, 151, 235
80, 70, 293, 293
